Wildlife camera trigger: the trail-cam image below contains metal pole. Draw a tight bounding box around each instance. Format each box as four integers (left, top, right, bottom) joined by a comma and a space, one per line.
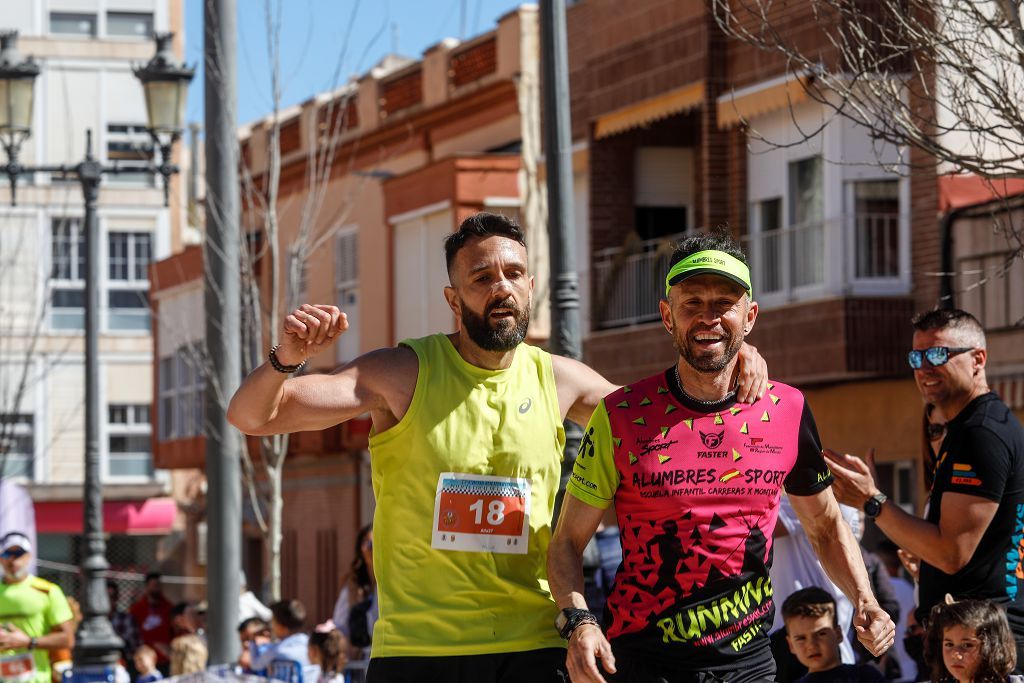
72, 130, 124, 669
204, 0, 242, 664
540, 0, 582, 511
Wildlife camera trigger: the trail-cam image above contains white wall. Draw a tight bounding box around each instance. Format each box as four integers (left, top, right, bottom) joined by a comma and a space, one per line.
392, 205, 455, 342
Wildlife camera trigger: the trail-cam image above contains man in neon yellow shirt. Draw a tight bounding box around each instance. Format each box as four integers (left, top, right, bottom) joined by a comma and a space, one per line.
0, 532, 75, 683
227, 213, 768, 682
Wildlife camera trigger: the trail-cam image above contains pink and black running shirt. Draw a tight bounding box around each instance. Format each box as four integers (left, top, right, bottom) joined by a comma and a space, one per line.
567, 368, 832, 670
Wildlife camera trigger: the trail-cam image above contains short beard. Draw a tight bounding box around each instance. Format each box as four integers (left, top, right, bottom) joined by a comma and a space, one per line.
1, 566, 28, 582
674, 327, 744, 374
461, 296, 531, 352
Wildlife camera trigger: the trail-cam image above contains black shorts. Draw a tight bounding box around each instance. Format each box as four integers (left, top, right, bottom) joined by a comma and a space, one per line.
607, 653, 777, 683
366, 647, 567, 683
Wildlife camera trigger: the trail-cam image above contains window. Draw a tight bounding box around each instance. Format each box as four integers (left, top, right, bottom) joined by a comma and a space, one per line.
753, 198, 782, 294
787, 157, 824, 288
107, 404, 152, 477
634, 147, 692, 240
50, 13, 96, 36
158, 346, 204, 441
853, 180, 900, 279
108, 232, 152, 331
51, 219, 85, 330
107, 125, 155, 185
335, 230, 359, 363
0, 414, 34, 479
106, 12, 153, 38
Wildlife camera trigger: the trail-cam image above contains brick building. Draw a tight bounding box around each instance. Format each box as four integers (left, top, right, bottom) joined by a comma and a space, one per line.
149, 6, 575, 619
567, 0, 1024, 515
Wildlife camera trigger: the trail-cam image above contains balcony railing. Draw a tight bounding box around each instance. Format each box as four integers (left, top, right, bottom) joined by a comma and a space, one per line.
593, 233, 684, 329
744, 220, 826, 297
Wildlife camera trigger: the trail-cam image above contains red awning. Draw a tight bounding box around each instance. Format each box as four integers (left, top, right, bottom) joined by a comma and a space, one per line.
35, 498, 177, 535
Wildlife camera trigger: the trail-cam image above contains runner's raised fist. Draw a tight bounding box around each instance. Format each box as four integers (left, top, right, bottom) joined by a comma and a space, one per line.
277, 304, 348, 365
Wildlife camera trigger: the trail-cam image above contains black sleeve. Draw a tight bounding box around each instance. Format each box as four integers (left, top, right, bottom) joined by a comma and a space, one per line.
939, 425, 1011, 503
784, 398, 834, 496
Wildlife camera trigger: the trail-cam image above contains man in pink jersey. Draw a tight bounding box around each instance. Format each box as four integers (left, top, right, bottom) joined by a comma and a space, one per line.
548, 230, 896, 683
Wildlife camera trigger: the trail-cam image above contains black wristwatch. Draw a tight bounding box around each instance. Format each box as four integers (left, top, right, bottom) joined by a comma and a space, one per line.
864, 492, 888, 519
555, 608, 598, 639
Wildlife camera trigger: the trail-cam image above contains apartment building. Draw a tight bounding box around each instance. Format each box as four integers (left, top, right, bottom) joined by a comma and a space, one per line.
0, 0, 189, 600
148, 6, 583, 619
566, 0, 1023, 518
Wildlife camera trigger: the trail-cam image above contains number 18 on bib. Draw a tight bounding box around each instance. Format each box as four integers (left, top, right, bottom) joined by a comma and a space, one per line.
431, 472, 531, 554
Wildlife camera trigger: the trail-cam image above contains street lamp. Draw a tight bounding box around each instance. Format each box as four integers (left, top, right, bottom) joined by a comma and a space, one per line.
0, 30, 194, 671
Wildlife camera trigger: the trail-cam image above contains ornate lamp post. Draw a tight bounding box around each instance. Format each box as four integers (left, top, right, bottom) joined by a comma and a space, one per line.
0, 30, 194, 670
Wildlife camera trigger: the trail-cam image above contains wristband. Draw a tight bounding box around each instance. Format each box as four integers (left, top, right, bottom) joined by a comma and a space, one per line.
555, 608, 599, 640
28, 637, 36, 650
269, 345, 306, 374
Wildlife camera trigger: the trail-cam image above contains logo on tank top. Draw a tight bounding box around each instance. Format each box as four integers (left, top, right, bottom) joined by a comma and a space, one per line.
518, 398, 532, 414
697, 429, 728, 459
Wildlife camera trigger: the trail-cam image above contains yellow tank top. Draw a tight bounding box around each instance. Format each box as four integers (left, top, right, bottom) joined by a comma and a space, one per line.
368, 333, 566, 657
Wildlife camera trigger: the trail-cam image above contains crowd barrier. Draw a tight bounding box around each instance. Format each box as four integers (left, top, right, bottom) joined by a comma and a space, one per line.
61, 660, 369, 683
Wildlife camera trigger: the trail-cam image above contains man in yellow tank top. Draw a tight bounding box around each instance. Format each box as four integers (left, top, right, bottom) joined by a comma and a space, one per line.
228, 213, 769, 682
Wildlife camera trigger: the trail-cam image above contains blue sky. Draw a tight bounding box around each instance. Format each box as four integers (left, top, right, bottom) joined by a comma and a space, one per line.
183, 0, 524, 128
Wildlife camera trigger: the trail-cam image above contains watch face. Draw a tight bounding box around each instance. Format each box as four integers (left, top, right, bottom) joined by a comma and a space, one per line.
865, 498, 881, 518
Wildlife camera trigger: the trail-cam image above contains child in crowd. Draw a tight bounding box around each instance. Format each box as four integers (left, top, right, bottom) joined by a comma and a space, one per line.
237, 617, 272, 673
133, 645, 163, 683
925, 597, 1018, 683
169, 634, 208, 676
783, 587, 886, 683
308, 625, 348, 683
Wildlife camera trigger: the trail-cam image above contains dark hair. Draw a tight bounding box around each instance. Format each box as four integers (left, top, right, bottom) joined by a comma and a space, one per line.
911, 308, 986, 349
782, 587, 838, 628
443, 212, 527, 277
668, 227, 747, 271
171, 602, 191, 619
925, 599, 1016, 682
351, 524, 373, 591
145, 572, 162, 583
270, 599, 306, 632
237, 617, 270, 636
308, 629, 347, 676
106, 580, 119, 595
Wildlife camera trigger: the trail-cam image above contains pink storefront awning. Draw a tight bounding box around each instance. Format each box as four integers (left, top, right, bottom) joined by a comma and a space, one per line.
35, 498, 177, 535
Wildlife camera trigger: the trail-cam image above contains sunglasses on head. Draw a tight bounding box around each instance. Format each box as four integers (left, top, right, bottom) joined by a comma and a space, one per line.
908, 346, 974, 370
0, 548, 27, 560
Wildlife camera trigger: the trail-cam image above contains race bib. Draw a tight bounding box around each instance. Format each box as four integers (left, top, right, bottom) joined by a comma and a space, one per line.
0, 652, 35, 683
431, 472, 531, 554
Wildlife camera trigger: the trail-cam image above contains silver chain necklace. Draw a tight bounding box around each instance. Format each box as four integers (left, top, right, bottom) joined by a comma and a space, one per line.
674, 365, 736, 406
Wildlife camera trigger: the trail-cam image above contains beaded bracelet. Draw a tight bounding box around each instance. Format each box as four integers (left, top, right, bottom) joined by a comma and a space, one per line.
269, 344, 306, 374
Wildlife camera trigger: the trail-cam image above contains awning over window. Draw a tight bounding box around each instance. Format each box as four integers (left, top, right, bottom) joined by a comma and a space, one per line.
35, 498, 177, 535
594, 81, 705, 140
716, 75, 811, 129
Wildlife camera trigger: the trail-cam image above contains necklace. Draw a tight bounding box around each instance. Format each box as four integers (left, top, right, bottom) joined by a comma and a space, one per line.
674, 365, 736, 406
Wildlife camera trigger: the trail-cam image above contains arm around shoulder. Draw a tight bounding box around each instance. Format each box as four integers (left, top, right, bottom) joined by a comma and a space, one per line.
550, 355, 617, 426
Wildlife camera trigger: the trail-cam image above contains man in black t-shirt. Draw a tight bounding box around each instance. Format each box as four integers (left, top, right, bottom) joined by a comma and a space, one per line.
826, 308, 1024, 665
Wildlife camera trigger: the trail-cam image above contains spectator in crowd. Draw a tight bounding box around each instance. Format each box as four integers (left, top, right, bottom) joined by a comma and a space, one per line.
238, 571, 272, 623
250, 600, 312, 672
826, 309, 1024, 668
783, 587, 886, 683
332, 526, 376, 660
308, 625, 347, 683
169, 634, 207, 676
133, 645, 162, 683
170, 602, 198, 639
877, 540, 919, 682
107, 581, 140, 670
130, 572, 173, 673
925, 598, 1018, 683
237, 617, 272, 673
769, 496, 860, 682
0, 532, 75, 683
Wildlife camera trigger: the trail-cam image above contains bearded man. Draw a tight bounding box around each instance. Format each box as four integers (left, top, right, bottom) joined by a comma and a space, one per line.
547, 231, 896, 683
227, 213, 769, 683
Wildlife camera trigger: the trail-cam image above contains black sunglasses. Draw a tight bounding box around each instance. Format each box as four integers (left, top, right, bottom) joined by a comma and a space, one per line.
0, 548, 27, 559
908, 346, 974, 370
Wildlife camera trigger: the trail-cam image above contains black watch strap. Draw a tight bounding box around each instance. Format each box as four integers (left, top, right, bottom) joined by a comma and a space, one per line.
555, 608, 599, 640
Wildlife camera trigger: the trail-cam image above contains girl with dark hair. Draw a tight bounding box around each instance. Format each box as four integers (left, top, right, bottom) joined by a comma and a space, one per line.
925, 598, 1018, 682
331, 525, 376, 660
308, 628, 347, 683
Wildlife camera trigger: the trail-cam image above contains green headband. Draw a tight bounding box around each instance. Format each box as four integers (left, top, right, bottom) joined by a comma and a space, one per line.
664, 250, 752, 298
